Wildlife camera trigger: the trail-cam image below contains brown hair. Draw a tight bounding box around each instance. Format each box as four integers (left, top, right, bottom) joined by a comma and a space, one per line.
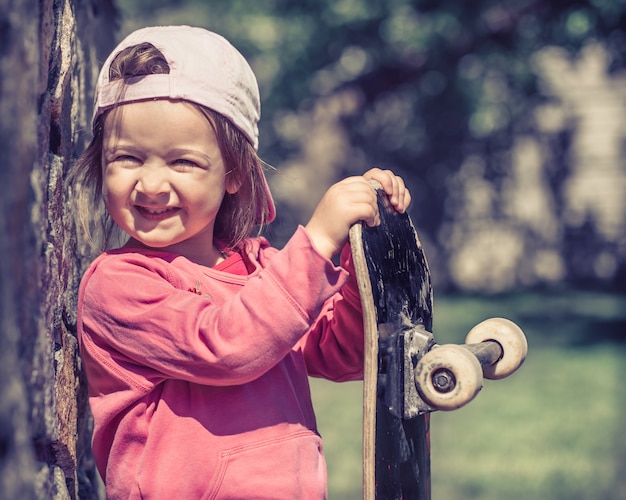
68, 42, 272, 253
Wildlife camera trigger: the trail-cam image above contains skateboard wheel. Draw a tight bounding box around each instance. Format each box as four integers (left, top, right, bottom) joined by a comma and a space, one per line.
414, 345, 483, 411
465, 318, 528, 380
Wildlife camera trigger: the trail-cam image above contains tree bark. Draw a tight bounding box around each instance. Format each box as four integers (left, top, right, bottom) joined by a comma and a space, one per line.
0, 0, 116, 497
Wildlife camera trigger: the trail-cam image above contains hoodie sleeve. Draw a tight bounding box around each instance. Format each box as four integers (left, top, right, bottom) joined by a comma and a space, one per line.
300, 242, 365, 382
78, 226, 351, 390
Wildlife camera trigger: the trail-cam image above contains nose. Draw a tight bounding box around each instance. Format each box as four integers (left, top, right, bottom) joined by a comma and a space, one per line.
136, 164, 170, 198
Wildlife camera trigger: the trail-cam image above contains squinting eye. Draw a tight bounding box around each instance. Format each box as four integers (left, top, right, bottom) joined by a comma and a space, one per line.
108, 154, 140, 166
172, 159, 200, 171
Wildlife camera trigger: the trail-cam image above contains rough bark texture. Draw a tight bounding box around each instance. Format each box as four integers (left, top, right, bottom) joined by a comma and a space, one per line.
0, 0, 116, 498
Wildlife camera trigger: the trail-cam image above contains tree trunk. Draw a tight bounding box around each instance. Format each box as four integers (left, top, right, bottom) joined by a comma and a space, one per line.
0, 0, 116, 498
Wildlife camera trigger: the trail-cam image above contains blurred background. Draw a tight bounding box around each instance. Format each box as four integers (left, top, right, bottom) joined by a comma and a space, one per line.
114, 1, 626, 498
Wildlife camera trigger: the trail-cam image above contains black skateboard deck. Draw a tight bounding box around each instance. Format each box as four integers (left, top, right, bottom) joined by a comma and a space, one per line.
350, 184, 528, 499
350, 187, 434, 500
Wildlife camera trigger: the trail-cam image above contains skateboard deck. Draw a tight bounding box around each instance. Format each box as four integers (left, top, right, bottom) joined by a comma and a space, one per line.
350, 186, 528, 500
350, 187, 434, 500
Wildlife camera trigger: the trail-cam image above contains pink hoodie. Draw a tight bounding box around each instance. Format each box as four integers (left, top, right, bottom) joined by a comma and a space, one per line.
78, 226, 364, 499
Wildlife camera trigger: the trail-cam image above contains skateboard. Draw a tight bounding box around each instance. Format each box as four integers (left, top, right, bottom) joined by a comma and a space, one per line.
349, 184, 527, 500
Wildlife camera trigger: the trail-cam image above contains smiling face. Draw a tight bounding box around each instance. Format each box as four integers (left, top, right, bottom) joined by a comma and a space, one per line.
102, 99, 238, 265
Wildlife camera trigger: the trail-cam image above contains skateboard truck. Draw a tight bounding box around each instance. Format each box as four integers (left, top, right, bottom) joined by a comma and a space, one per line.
414, 318, 528, 412
377, 318, 528, 418
377, 322, 436, 419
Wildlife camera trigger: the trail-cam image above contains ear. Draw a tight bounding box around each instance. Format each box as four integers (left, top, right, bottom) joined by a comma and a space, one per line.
225, 172, 242, 195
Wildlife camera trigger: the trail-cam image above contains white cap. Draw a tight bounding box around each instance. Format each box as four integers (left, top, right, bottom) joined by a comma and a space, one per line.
93, 25, 275, 223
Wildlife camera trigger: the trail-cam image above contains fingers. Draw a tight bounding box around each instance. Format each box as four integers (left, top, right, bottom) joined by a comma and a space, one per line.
305, 176, 380, 258
363, 168, 411, 213
335, 176, 383, 229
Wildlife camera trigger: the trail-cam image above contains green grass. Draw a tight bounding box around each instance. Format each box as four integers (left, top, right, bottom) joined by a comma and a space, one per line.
431, 345, 626, 500
310, 291, 626, 499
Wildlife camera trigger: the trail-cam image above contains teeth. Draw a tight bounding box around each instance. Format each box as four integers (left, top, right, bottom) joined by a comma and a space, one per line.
144, 207, 170, 214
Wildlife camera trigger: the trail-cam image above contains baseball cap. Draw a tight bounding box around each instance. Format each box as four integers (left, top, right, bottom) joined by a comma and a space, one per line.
93, 25, 275, 224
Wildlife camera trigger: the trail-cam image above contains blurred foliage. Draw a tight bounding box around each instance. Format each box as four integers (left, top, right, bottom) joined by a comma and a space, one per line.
115, 0, 626, 291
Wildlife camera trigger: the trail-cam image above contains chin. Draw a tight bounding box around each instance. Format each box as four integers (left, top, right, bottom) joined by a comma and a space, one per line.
131, 234, 177, 249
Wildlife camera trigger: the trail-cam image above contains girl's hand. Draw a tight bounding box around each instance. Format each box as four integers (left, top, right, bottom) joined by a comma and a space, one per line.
305, 168, 411, 259
363, 167, 411, 214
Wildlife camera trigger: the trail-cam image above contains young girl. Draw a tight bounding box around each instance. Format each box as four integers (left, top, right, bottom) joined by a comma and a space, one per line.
72, 25, 410, 499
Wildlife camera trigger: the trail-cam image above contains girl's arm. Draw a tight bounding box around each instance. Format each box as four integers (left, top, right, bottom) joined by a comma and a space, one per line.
301, 243, 365, 381
79, 227, 351, 389
301, 168, 412, 381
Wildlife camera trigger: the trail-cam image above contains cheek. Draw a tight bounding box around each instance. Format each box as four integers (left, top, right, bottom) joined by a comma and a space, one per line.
101, 173, 128, 212
189, 175, 227, 204
101, 187, 114, 211
101, 177, 112, 207
197, 189, 227, 213
101, 189, 118, 219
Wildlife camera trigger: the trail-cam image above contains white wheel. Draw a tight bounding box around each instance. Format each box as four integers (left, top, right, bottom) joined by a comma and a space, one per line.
465, 318, 528, 380
414, 345, 483, 411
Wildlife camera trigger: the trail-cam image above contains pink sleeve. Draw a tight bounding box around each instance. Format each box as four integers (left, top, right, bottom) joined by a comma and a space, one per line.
79, 227, 350, 388
301, 243, 365, 382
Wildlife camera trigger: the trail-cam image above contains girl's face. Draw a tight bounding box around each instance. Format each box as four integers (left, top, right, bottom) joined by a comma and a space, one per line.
101, 99, 238, 265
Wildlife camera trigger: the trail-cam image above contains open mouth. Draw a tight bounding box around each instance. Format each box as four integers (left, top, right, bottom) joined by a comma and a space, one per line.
135, 205, 180, 220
